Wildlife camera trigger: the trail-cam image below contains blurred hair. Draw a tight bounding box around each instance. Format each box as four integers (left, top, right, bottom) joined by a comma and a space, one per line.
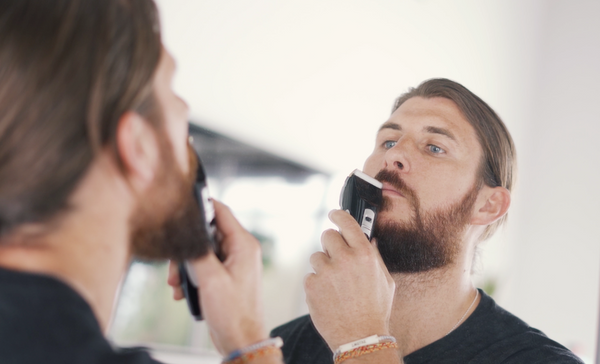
0, 0, 162, 238
393, 78, 516, 241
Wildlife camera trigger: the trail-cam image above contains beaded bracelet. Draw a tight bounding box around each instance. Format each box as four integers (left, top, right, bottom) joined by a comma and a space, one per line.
222, 337, 283, 364
333, 335, 397, 364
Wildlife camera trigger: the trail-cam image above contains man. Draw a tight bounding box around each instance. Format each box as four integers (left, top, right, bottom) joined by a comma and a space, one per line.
271, 79, 584, 363
0, 1, 281, 363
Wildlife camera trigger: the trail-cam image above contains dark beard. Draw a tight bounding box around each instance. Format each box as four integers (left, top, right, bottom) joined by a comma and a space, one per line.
129, 140, 212, 261
373, 169, 479, 273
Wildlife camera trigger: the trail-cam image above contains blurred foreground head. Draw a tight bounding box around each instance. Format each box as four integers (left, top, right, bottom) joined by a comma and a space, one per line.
0, 0, 210, 260
0, 0, 162, 237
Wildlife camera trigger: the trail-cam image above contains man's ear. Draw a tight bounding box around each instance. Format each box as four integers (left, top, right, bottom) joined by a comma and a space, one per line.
470, 186, 511, 226
115, 111, 159, 191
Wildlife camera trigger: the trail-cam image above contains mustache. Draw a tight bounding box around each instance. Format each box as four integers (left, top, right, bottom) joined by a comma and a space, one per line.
374, 169, 416, 201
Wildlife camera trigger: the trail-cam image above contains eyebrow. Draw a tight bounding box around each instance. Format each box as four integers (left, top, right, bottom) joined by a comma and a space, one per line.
378, 122, 401, 132
378, 122, 458, 143
424, 126, 457, 142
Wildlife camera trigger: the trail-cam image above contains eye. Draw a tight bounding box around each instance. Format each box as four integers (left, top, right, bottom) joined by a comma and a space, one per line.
383, 140, 397, 149
427, 144, 445, 154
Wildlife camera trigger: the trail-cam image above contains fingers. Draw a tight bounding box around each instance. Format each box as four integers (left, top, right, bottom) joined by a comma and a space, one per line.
303, 272, 316, 294
370, 238, 395, 288
212, 200, 260, 262
320, 229, 349, 258
213, 200, 246, 240
327, 209, 371, 249
212, 200, 262, 276
167, 260, 184, 300
188, 250, 228, 289
370, 238, 385, 267
309, 251, 329, 273
305, 213, 396, 351
167, 260, 180, 286
173, 287, 184, 301
322, 212, 393, 288
168, 199, 267, 355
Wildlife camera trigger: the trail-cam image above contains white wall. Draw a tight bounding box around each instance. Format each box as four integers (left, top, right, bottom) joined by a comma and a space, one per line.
156, 0, 542, 174
497, 1, 600, 360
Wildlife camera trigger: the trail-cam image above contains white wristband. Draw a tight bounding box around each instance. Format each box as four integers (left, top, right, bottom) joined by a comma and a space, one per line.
223, 337, 283, 362
333, 335, 397, 358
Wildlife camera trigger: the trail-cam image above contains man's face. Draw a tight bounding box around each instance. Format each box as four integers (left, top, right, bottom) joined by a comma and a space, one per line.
129, 49, 212, 261
152, 50, 190, 175
363, 96, 484, 273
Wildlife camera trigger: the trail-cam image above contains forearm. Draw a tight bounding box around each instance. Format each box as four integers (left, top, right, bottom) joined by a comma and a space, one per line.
344, 349, 402, 364
222, 349, 283, 364
220, 338, 284, 364
245, 353, 283, 364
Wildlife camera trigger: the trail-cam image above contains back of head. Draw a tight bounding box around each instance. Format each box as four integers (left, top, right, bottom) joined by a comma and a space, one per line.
0, 0, 162, 238
393, 78, 517, 241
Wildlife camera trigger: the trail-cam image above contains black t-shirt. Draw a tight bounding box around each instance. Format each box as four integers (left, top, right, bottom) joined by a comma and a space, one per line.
271, 289, 583, 364
0, 267, 161, 364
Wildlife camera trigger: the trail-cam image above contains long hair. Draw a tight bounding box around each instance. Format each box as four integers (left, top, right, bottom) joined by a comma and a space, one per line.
0, 0, 162, 237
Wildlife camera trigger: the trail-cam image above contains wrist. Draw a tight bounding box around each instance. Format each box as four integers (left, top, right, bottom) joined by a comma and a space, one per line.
222, 326, 268, 354
328, 327, 391, 351
333, 334, 397, 364
342, 349, 400, 364
222, 337, 283, 364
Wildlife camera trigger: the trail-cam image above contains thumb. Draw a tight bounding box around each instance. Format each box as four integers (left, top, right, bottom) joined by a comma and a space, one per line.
189, 251, 229, 289
370, 238, 390, 274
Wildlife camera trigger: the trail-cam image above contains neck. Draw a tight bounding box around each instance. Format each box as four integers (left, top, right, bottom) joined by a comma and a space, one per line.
389, 256, 480, 356
0, 156, 133, 332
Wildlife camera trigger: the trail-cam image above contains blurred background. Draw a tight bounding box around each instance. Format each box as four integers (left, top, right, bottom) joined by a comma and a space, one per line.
108, 0, 600, 363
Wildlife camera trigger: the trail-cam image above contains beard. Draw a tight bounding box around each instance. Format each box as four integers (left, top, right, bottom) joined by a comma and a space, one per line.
129, 135, 212, 261
373, 169, 479, 274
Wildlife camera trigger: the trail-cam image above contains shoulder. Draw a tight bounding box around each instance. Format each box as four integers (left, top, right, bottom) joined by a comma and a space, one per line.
271, 315, 332, 364
462, 291, 583, 364
471, 329, 584, 364
406, 290, 583, 364
0, 268, 161, 364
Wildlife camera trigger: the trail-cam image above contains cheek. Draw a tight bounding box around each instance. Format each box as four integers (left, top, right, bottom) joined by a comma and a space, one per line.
417, 167, 477, 210
363, 151, 383, 177
164, 97, 190, 174
164, 114, 189, 174
174, 131, 189, 174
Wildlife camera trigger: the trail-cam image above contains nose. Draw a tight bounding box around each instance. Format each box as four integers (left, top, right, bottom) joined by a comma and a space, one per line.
384, 138, 411, 173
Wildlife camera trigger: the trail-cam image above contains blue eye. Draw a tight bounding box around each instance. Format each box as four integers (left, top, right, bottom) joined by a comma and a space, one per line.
428, 145, 444, 154
384, 141, 397, 149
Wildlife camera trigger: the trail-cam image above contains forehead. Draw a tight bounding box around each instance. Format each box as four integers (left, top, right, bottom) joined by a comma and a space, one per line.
381, 96, 479, 147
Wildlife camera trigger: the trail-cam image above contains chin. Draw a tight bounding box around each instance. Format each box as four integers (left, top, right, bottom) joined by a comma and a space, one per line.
377, 203, 413, 222
376, 209, 411, 224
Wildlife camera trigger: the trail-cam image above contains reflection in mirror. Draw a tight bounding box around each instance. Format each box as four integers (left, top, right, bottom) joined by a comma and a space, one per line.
109, 123, 330, 358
